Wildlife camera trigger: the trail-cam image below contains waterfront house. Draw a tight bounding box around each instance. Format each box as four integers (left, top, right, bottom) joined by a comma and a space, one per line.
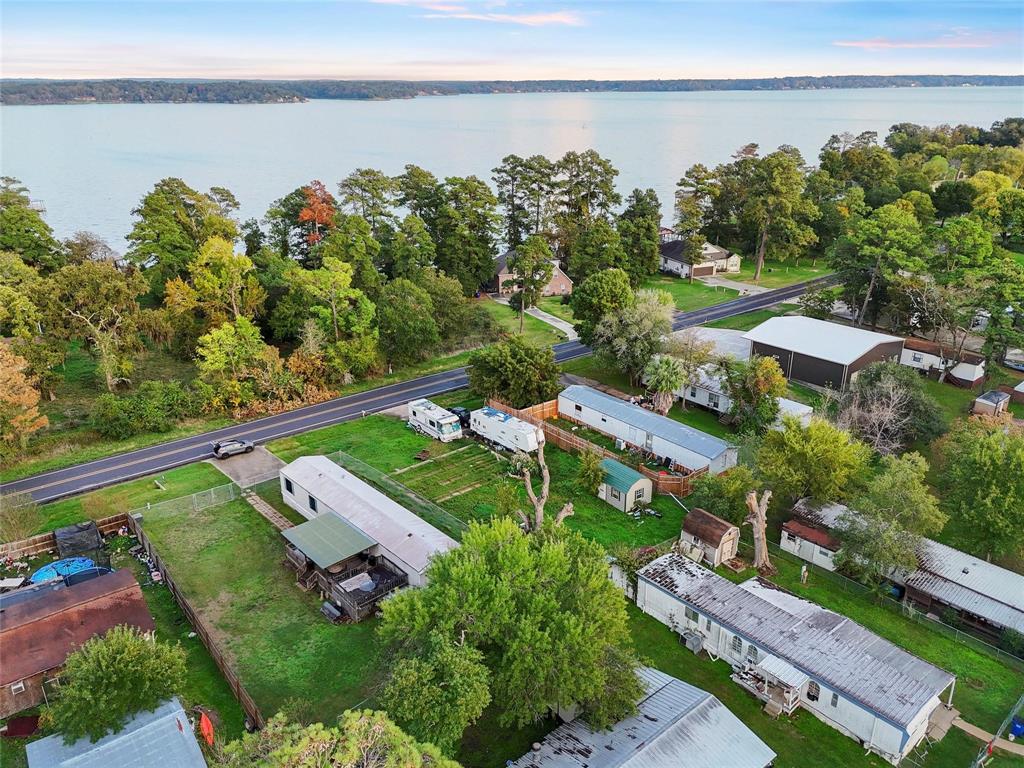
492, 249, 573, 297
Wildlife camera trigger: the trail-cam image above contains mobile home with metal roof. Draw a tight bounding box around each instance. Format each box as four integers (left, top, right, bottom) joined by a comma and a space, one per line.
557, 385, 736, 474
508, 666, 775, 768
636, 553, 955, 765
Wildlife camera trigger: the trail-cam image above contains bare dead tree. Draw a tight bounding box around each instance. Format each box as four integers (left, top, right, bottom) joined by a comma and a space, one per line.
514, 433, 573, 532
744, 490, 776, 575
833, 377, 914, 455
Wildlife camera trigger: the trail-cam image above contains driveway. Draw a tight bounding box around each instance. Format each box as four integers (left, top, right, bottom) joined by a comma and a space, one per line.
206, 446, 285, 486
671, 327, 751, 360
700, 276, 772, 295
492, 296, 578, 340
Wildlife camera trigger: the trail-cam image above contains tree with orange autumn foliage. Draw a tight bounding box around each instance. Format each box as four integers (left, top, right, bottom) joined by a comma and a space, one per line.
298, 180, 336, 245
0, 344, 48, 457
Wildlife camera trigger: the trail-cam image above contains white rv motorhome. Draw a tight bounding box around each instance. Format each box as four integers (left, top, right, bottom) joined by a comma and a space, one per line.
408, 399, 463, 442
470, 407, 542, 452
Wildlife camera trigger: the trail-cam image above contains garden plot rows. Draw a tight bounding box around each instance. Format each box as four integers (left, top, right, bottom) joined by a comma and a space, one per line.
395, 444, 506, 503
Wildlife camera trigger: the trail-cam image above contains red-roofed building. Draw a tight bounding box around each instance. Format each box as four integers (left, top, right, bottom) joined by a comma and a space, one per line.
780, 519, 840, 571
0, 569, 154, 717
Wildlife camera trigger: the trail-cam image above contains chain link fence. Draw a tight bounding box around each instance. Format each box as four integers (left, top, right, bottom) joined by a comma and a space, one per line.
738, 538, 1024, 669
325, 449, 469, 540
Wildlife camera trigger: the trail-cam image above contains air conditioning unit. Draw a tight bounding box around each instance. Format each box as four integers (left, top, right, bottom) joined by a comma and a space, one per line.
680, 631, 703, 654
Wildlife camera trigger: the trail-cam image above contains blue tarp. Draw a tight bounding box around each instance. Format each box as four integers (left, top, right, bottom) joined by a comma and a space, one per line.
29, 557, 96, 584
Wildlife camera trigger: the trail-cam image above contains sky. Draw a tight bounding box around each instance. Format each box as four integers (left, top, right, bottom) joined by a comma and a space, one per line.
2, 0, 1022, 81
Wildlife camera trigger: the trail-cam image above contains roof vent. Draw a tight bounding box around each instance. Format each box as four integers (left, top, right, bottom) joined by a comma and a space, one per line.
962, 568, 970, 575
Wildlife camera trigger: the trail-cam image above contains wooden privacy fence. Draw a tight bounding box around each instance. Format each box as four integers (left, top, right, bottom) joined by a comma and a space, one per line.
1, 512, 130, 559
126, 514, 266, 729
488, 399, 703, 496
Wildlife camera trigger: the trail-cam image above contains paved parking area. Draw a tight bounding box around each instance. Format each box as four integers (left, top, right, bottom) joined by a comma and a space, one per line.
206, 446, 285, 485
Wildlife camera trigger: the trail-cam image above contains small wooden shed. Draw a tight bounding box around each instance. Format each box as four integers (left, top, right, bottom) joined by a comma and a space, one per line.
679, 508, 740, 568
597, 458, 652, 512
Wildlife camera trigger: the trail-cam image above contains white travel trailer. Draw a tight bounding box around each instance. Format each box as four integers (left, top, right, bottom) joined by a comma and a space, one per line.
407, 399, 462, 442
470, 407, 543, 452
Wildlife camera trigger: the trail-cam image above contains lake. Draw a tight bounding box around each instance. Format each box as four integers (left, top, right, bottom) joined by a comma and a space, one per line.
2, 87, 1021, 248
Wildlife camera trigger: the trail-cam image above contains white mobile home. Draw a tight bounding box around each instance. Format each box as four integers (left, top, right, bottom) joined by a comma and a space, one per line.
558, 385, 737, 474
672, 363, 813, 429
407, 398, 463, 442
279, 456, 458, 587
780, 518, 840, 571
636, 554, 955, 765
900, 338, 986, 387
470, 406, 542, 452
791, 500, 1024, 638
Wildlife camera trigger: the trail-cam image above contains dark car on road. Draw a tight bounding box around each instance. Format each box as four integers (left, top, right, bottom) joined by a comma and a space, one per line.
450, 406, 472, 429
211, 439, 254, 459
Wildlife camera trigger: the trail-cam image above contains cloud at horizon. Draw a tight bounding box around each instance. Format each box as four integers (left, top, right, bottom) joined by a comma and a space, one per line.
2, 1, 1021, 81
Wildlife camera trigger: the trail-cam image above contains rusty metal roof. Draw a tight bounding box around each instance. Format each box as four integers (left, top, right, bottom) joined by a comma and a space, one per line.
507, 666, 775, 768
637, 554, 954, 729
782, 519, 840, 552
0, 569, 154, 685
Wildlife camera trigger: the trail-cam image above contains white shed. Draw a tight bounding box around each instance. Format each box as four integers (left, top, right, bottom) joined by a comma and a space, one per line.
596, 458, 652, 512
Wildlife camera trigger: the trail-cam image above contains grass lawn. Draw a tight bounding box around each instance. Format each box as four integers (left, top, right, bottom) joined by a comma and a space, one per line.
705, 303, 799, 331
139, 497, 384, 724
130, 482, 550, 767
560, 356, 641, 395
630, 605, 1016, 768
733, 258, 832, 289
536, 296, 575, 323
642, 274, 739, 311
665, 401, 734, 440
722, 550, 1024, 733
109, 541, 247, 741
269, 410, 684, 550
477, 297, 566, 347
7, 462, 228, 540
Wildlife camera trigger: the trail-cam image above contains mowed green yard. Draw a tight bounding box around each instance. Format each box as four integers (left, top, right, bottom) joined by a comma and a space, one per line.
139, 496, 383, 723
733, 258, 833, 289
642, 273, 739, 311
270, 410, 685, 550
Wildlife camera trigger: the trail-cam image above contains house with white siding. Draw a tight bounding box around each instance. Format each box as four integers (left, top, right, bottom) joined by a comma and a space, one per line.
791, 499, 1024, 639
635, 554, 955, 764
669, 362, 813, 429
557, 385, 737, 475
279, 456, 458, 587
900, 338, 986, 387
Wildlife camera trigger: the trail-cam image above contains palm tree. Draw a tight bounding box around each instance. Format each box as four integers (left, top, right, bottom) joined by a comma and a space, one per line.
643, 355, 684, 415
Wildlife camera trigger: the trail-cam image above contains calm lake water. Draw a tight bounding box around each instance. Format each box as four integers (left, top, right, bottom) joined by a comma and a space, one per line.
2, 87, 1022, 247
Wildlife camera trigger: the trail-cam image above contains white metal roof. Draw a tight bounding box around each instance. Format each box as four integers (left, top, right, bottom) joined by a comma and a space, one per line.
743, 316, 903, 366
408, 398, 459, 423
281, 456, 458, 575
910, 539, 1024, 633
26, 698, 206, 768
559, 385, 732, 460
778, 397, 813, 418
793, 500, 1024, 633
473, 406, 538, 437
507, 666, 775, 768
754, 654, 809, 689
638, 554, 954, 728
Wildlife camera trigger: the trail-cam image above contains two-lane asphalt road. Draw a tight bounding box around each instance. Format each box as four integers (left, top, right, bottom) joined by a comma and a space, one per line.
4, 275, 835, 503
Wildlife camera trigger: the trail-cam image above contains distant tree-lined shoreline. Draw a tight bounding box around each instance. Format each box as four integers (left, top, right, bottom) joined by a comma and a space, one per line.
2, 74, 1021, 105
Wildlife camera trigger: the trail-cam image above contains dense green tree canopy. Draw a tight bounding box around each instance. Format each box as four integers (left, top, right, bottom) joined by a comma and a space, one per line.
570, 268, 634, 346
378, 518, 642, 745
48, 626, 185, 744
467, 335, 560, 408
